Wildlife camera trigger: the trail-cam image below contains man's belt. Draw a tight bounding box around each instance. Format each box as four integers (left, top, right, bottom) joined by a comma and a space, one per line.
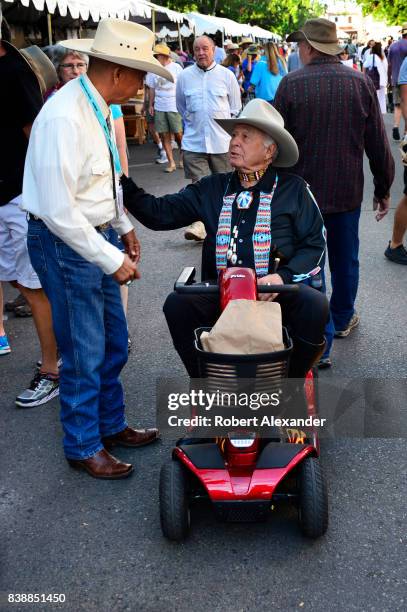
95, 222, 111, 232
28, 213, 110, 232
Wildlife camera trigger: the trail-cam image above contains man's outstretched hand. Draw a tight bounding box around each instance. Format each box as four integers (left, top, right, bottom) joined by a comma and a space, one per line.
113, 254, 140, 285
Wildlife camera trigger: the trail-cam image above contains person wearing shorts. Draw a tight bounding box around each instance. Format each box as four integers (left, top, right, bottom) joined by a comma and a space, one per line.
148, 44, 183, 173
144, 78, 167, 164
384, 55, 407, 264
387, 26, 407, 140
0, 29, 60, 407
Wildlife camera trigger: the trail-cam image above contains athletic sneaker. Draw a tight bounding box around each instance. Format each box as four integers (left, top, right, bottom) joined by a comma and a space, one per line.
36, 357, 63, 369
156, 149, 168, 164
317, 357, 332, 369
392, 127, 400, 141
334, 313, 360, 338
15, 372, 59, 408
0, 335, 11, 355
5, 293, 27, 312
384, 242, 407, 265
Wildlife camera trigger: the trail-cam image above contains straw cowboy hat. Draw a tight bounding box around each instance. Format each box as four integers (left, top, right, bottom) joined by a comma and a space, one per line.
2, 41, 58, 95
215, 98, 299, 168
60, 18, 173, 82
287, 17, 342, 56
153, 43, 171, 57
239, 37, 253, 46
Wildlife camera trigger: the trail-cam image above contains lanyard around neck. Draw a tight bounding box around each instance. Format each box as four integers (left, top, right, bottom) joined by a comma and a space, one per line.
79, 75, 122, 175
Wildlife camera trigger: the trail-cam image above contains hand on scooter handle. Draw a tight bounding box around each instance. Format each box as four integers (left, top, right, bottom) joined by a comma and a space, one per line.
113, 254, 140, 285
258, 273, 284, 301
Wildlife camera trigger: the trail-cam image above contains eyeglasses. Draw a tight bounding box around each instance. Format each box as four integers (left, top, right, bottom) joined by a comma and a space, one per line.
60, 63, 87, 70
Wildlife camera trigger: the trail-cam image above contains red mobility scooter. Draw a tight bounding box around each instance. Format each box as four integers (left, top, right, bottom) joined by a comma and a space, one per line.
159, 267, 328, 540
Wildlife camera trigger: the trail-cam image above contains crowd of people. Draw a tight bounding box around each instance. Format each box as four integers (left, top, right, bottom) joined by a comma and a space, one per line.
0, 10, 406, 478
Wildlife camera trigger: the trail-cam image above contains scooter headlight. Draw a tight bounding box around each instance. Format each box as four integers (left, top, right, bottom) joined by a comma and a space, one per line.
228, 432, 256, 448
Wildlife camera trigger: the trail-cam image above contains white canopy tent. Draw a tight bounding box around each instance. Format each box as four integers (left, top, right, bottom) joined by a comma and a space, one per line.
3, 0, 150, 21
157, 24, 192, 40
4, 0, 280, 45
251, 25, 281, 42
185, 12, 220, 36
186, 12, 279, 43
215, 17, 253, 39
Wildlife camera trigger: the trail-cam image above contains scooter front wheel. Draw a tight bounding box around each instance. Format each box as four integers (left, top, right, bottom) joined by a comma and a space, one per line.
298, 456, 328, 538
159, 459, 191, 541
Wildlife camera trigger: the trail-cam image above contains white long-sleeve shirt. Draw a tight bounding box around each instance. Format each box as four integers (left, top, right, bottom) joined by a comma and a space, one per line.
176, 62, 242, 154
22, 75, 133, 275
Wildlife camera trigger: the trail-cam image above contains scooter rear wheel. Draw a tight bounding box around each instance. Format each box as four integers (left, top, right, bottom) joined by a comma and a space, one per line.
298, 456, 328, 538
160, 459, 191, 541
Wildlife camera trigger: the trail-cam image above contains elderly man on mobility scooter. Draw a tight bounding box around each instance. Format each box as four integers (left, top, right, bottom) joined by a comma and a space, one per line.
122, 99, 330, 539
122, 99, 328, 378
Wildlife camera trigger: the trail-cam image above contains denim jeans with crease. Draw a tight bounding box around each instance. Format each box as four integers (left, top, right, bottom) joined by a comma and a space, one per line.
27, 219, 128, 460
323, 207, 361, 332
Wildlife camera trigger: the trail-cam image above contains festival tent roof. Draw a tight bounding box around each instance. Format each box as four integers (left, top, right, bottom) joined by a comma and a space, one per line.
4, 0, 280, 41
185, 12, 220, 36
251, 25, 281, 41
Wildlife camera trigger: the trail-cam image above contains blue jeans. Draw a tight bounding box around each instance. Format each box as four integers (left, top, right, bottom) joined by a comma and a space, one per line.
27, 219, 128, 459
323, 207, 361, 332
302, 270, 334, 359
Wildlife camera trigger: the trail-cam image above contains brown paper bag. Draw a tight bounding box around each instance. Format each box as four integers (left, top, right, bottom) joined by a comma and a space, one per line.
200, 299, 284, 354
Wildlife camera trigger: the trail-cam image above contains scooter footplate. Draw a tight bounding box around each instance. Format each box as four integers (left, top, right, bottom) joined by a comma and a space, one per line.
214, 501, 270, 522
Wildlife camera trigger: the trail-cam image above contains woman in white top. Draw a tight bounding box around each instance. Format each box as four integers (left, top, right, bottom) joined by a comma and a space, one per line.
363, 42, 388, 114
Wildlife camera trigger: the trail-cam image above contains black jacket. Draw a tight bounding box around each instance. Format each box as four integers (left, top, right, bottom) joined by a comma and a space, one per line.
122, 166, 325, 283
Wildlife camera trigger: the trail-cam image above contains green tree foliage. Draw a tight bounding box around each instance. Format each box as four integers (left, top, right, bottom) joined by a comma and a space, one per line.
355, 1, 407, 25
162, 0, 325, 36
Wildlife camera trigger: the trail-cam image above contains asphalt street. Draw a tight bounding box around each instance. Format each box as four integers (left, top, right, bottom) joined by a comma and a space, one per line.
0, 113, 406, 612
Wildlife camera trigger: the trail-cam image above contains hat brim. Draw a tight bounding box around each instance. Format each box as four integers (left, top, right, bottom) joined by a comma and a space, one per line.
215, 117, 299, 168
3, 41, 58, 93
59, 38, 174, 82
287, 30, 342, 56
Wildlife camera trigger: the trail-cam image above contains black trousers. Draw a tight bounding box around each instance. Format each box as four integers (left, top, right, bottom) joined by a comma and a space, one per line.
163, 284, 329, 378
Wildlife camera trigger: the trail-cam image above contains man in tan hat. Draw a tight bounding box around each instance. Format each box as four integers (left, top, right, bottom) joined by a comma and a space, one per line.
0, 7, 61, 407
22, 19, 173, 479
274, 17, 394, 368
239, 37, 253, 61
147, 43, 183, 172
387, 23, 407, 141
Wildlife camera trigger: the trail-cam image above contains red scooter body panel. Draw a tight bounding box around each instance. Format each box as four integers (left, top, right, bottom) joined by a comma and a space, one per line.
219, 267, 258, 312
174, 445, 315, 502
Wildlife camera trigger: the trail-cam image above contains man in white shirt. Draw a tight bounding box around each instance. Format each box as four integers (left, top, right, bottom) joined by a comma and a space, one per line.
22, 19, 173, 479
147, 44, 183, 173
176, 35, 241, 240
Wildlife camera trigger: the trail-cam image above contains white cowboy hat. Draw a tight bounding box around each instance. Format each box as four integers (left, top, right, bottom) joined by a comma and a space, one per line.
215, 99, 299, 168
59, 18, 173, 82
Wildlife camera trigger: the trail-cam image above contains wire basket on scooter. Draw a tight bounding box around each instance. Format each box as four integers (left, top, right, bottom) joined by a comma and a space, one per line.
194, 326, 292, 393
